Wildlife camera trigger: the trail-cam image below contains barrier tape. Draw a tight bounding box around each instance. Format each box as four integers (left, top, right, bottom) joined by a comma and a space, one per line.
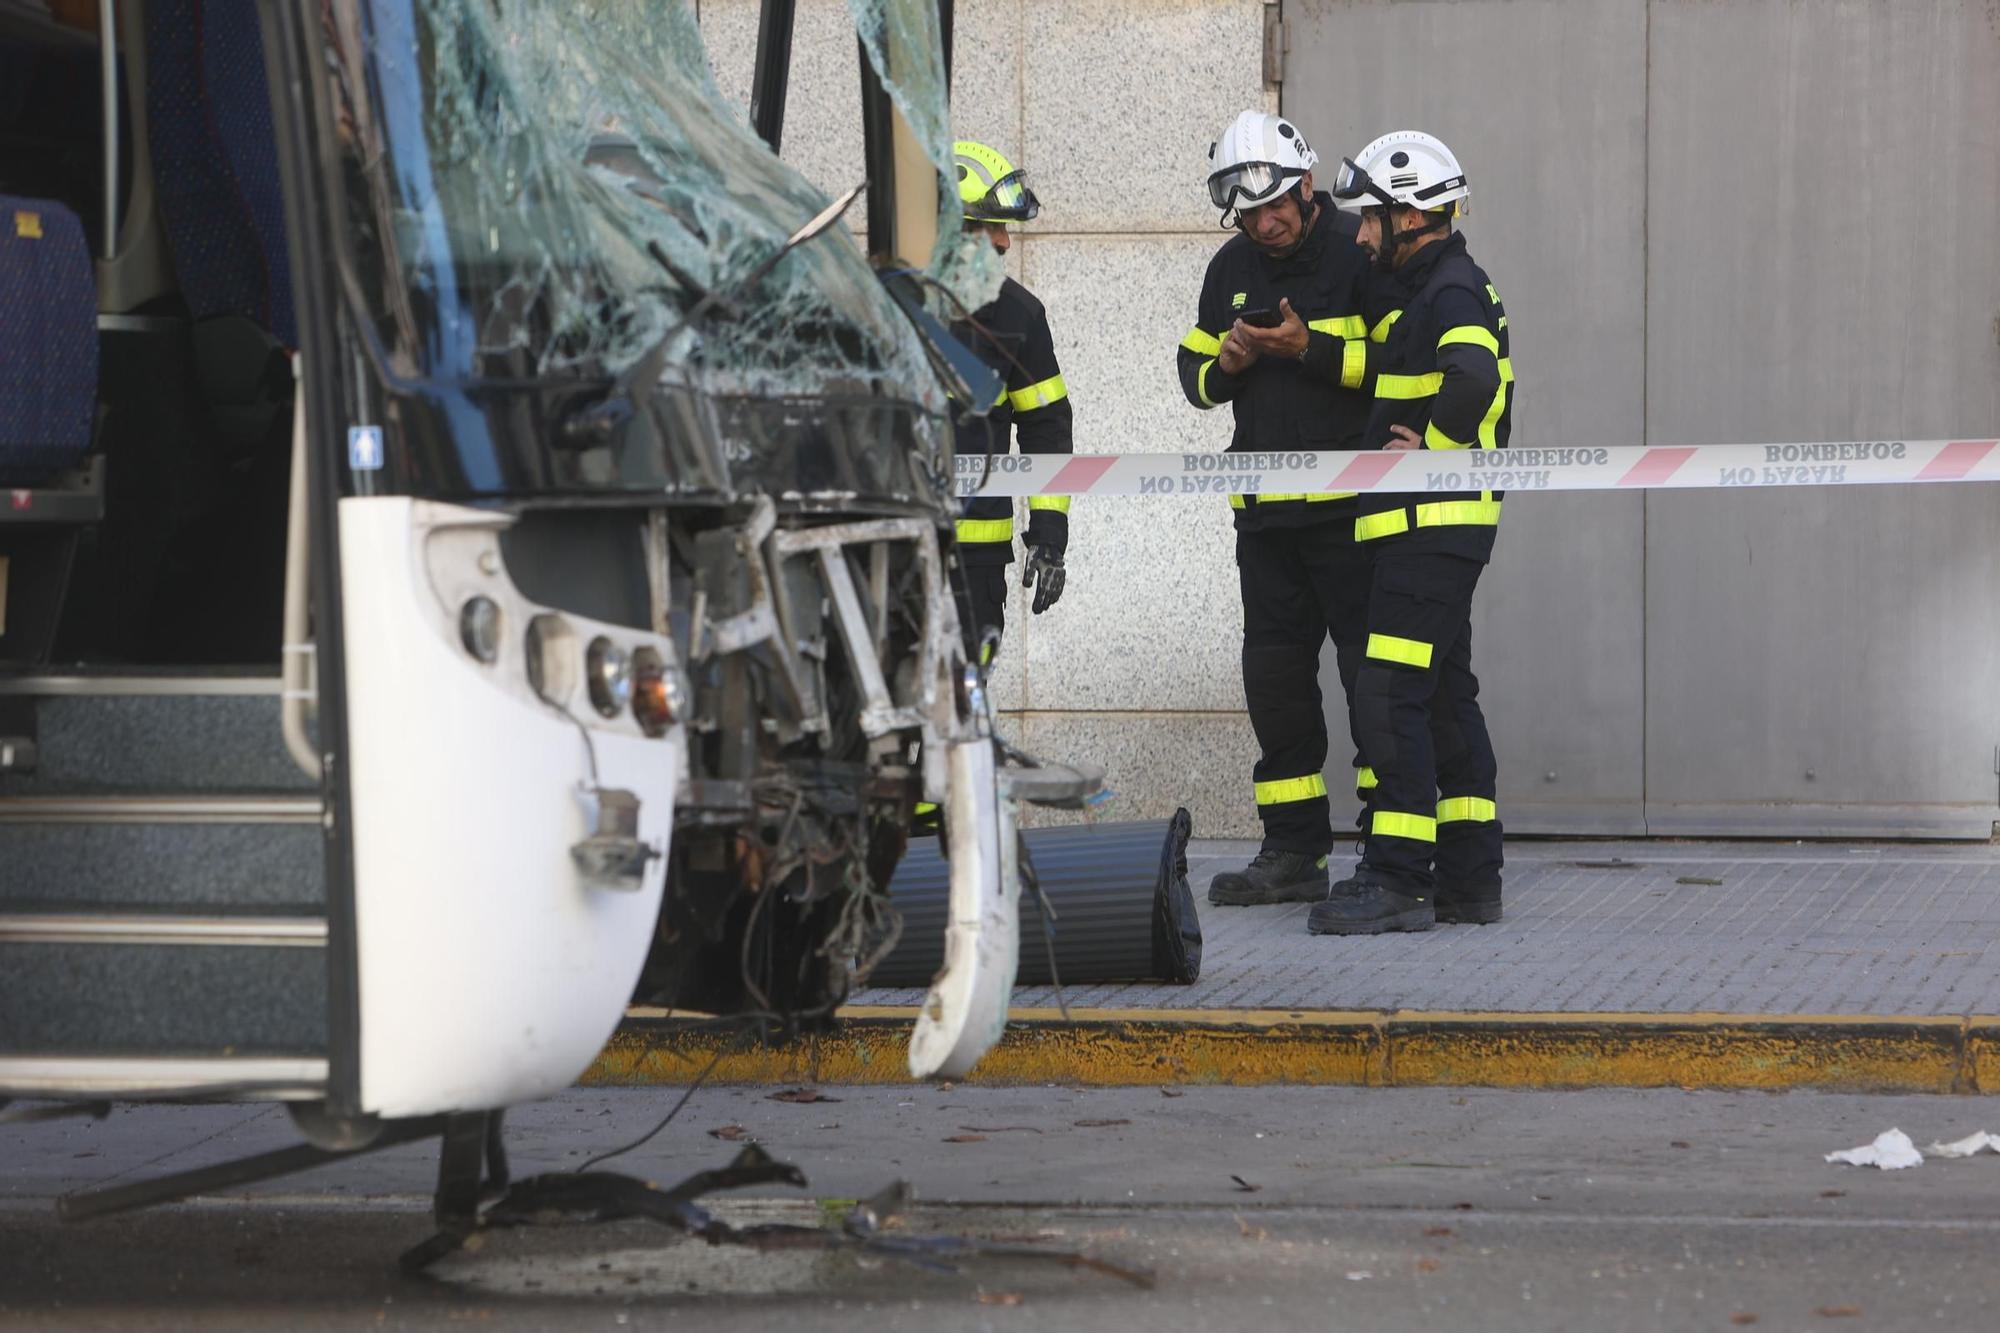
951, 439, 2000, 499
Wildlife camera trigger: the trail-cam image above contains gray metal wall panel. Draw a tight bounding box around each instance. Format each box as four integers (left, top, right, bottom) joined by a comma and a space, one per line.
1287, 0, 1650, 833
1643, 0, 2000, 835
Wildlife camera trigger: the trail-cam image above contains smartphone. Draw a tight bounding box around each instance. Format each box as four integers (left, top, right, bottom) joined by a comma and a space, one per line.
1236, 306, 1282, 329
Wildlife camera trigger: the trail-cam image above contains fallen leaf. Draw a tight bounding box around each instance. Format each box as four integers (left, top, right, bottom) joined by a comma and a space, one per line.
1161, 1088, 1186, 1099
1670, 1140, 1692, 1149
976, 1291, 1024, 1307
943, 1134, 987, 1144
1452, 1201, 1475, 1211
1233, 1214, 1268, 1241
707, 1125, 753, 1142
1416, 1258, 1442, 1273
767, 1088, 841, 1104
1677, 876, 1724, 886
960, 1125, 1044, 1134
1423, 1227, 1454, 1237
1074, 1118, 1132, 1129
1574, 860, 1637, 870
1230, 1175, 1262, 1193
1820, 1189, 1846, 1199
1814, 1307, 1862, 1319
1731, 1315, 1759, 1326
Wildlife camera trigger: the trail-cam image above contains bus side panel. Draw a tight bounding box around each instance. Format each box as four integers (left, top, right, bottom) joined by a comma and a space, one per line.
337, 497, 675, 1117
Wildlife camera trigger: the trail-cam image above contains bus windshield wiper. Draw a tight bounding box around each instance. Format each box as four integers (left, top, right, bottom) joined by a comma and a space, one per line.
561, 182, 866, 447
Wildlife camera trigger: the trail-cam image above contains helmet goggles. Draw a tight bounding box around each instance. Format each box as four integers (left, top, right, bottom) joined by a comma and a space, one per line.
964, 168, 1040, 223
1330, 157, 1398, 210
1206, 160, 1306, 212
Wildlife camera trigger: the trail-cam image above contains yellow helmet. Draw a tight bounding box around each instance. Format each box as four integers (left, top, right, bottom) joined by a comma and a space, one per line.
954, 140, 1040, 223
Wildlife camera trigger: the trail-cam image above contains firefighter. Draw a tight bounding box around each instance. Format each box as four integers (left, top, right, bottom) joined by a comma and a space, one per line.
1177, 110, 1387, 907
949, 140, 1071, 660
1307, 131, 1511, 935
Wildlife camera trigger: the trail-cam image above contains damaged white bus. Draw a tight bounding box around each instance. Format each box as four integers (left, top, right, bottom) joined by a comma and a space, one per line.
0, 0, 1088, 1226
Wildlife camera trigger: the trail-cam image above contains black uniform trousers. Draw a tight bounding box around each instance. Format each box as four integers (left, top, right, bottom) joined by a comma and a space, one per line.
1351, 547, 1503, 893
1236, 518, 1371, 857
959, 564, 1008, 662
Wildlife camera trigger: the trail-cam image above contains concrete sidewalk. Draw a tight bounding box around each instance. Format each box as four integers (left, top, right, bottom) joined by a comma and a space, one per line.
858, 838, 2000, 1016
593, 838, 2000, 1094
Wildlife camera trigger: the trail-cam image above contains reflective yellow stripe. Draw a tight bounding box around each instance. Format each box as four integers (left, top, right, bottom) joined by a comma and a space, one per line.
1256, 773, 1328, 806
1376, 371, 1443, 400
993, 383, 1008, 406
1197, 359, 1219, 408
1340, 339, 1367, 390
915, 800, 938, 816
1027, 495, 1070, 512
1415, 499, 1502, 528
1372, 810, 1437, 842
1008, 373, 1068, 412
1308, 315, 1369, 339
956, 518, 1014, 543
1499, 357, 1514, 383
1257, 492, 1355, 504
1478, 381, 1508, 449
1424, 420, 1470, 450
1181, 328, 1223, 357
1370, 310, 1401, 343
1366, 633, 1433, 669
1355, 766, 1379, 791
1437, 796, 1497, 823
1438, 325, 1500, 357
1355, 508, 1410, 541
1229, 494, 1246, 510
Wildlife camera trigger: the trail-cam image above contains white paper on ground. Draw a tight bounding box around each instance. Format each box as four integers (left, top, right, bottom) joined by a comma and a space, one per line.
1927, 1131, 2000, 1158
1825, 1128, 1923, 1169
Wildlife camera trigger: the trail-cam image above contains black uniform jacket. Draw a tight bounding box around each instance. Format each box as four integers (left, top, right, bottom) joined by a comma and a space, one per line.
952, 276, 1072, 566
1176, 193, 1385, 532
1354, 230, 1513, 563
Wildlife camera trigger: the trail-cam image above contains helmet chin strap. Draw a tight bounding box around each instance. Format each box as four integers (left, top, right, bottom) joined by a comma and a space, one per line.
1374, 206, 1450, 270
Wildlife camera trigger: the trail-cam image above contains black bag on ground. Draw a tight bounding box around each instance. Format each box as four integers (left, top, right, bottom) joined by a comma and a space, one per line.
869, 809, 1202, 989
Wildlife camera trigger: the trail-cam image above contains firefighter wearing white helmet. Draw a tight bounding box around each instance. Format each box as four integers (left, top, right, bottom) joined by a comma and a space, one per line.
945, 140, 1071, 659
1178, 109, 1394, 911
1306, 131, 1514, 939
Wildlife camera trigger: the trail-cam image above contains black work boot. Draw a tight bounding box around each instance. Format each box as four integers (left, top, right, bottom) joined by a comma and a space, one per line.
1307, 874, 1435, 935
1435, 880, 1502, 925
1207, 849, 1330, 906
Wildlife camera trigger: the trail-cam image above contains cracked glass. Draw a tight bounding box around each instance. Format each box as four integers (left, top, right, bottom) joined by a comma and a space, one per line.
324, 0, 975, 503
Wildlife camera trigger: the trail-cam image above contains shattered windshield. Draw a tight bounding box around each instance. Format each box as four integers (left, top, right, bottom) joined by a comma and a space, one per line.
321, 0, 994, 503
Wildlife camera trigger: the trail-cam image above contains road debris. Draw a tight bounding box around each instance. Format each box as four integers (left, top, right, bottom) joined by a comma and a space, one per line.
1824, 1128, 1920, 1169
708, 1125, 754, 1142
1229, 1175, 1261, 1193
767, 1089, 842, 1104
976, 1290, 1025, 1307
1730, 1314, 1759, 1325
1813, 1306, 1862, 1318
1074, 1119, 1132, 1129
403, 1146, 1153, 1289
959, 1125, 1043, 1134
1676, 876, 1724, 886
1926, 1130, 2000, 1158
943, 1134, 987, 1144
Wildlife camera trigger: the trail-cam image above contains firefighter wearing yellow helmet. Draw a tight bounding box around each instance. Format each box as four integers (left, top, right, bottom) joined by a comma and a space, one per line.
947, 140, 1071, 657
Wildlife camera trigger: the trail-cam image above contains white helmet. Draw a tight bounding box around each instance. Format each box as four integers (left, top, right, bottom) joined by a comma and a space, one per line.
1206, 110, 1318, 216
1332, 131, 1469, 218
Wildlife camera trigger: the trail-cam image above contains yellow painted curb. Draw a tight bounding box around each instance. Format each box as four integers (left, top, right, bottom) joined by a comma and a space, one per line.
584, 1008, 2000, 1095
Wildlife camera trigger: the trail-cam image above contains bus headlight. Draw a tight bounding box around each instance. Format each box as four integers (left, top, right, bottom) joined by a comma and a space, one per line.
630, 647, 678, 737
585, 636, 631, 718
459, 596, 502, 664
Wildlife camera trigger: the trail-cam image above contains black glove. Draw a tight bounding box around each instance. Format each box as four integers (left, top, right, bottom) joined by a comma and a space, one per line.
1022, 544, 1065, 614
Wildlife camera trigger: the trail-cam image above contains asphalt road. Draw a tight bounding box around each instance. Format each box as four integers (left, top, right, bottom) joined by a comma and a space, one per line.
6, 1085, 2000, 1330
